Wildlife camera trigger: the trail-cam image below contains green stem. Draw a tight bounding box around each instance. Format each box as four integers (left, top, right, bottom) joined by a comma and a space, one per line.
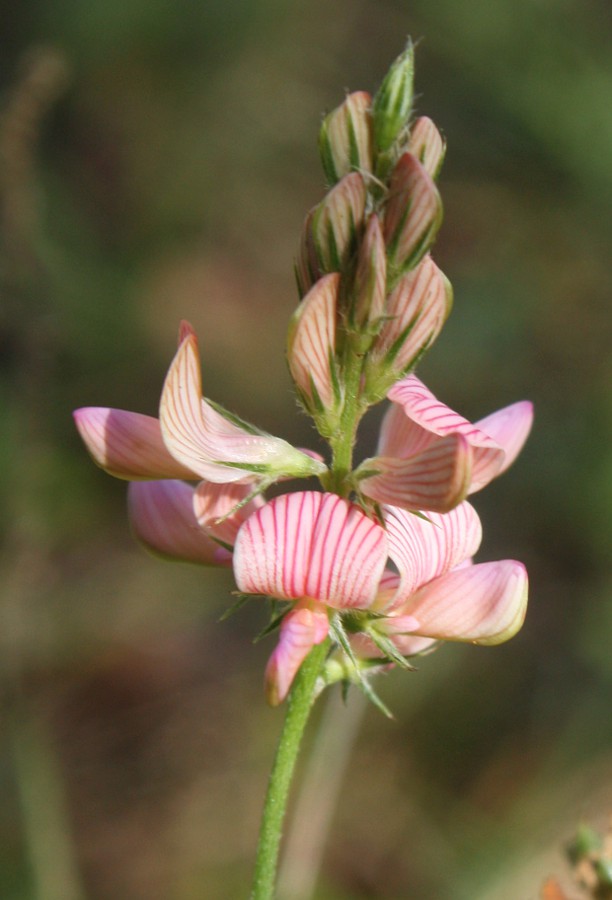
327, 342, 367, 496
250, 638, 330, 900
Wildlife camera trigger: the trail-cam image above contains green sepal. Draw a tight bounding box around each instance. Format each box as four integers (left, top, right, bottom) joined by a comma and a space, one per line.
372, 39, 414, 153
253, 601, 293, 642
219, 593, 255, 622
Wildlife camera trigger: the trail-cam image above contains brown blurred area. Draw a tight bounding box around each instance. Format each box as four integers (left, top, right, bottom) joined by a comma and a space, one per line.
1, 1, 612, 897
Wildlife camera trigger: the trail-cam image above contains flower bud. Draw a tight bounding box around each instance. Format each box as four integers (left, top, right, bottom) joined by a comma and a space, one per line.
350, 213, 386, 332
372, 40, 414, 152
407, 116, 446, 179
295, 209, 320, 297
287, 273, 340, 431
383, 153, 442, 278
296, 173, 367, 296
319, 91, 374, 185
365, 256, 452, 400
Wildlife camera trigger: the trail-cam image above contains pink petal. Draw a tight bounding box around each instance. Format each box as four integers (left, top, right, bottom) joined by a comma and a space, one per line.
128, 480, 231, 566
319, 91, 373, 183
287, 273, 338, 408
160, 331, 324, 483
359, 433, 472, 513
371, 255, 452, 374
264, 602, 330, 706
233, 491, 388, 610
383, 153, 442, 273
474, 400, 534, 483
404, 560, 528, 644
73, 407, 196, 480
352, 214, 387, 328
385, 376, 506, 491
193, 481, 265, 546
382, 501, 482, 610
312, 172, 367, 273
406, 117, 446, 178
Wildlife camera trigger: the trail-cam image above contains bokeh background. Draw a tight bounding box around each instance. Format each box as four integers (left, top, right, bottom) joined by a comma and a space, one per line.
1, 1, 612, 897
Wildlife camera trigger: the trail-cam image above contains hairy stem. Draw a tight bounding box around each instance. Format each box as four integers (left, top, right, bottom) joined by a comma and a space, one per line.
250, 638, 330, 900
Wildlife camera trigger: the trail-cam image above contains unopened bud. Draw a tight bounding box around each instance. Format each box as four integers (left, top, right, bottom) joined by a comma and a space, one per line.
372, 40, 414, 152
383, 153, 442, 278
311, 172, 367, 274
366, 256, 452, 399
407, 116, 446, 178
287, 274, 341, 431
295, 209, 320, 296
319, 91, 374, 185
351, 214, 386, 332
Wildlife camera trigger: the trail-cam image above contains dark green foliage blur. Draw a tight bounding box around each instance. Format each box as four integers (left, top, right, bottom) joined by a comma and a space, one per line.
1, 1, 611, 897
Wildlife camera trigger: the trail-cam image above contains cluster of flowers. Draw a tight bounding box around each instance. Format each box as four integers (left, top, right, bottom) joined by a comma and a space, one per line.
74, 45, 532, 707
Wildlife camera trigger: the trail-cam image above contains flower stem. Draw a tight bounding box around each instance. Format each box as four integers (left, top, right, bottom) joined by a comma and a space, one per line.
326, 341, 366, 496
250, 638, 330, 900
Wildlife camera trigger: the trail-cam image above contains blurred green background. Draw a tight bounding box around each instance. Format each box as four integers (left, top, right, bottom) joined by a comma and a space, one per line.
1, 0, 611, 897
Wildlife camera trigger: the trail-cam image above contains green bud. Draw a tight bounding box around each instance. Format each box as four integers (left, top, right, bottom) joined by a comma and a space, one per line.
311, 172, 367, 274
383, 153, 442, 279
319, 91, 374, 185
350, 213, 386, 333
372, 40, 414, 153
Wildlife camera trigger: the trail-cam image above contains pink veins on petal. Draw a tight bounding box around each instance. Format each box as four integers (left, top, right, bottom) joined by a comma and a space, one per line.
233, 491, 388, 609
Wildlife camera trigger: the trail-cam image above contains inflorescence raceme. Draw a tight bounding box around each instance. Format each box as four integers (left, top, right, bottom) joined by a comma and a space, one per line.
74, 42, 533, 708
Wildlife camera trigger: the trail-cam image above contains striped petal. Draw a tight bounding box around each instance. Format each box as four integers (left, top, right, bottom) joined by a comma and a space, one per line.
319, 90, 373, 184
159, 330, 326, 483
406, 117, 446, 178
233, 491, 388, 610
311, 172, 367, 274
474, 401, 534, 484
358, 433, 472, 513
287, 273, 338, 409
351, 214, 387, 330
128, 480, 231, 566
385, 376, 506, 491
383, 153, 442, 275
73, 407, 196, 480
402, 560, 528, 644
193, 481, 265, 547
381, 501, 482, 611
264, 602, 330, 706
371, 255, 452, 375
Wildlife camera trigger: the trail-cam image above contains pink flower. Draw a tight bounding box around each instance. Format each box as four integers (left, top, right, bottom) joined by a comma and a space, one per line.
127, 479, 262, 566
355, 374, 533, 513
74, 324, 326, 563
74, 323, 326, 488
233, 491, 528, 704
